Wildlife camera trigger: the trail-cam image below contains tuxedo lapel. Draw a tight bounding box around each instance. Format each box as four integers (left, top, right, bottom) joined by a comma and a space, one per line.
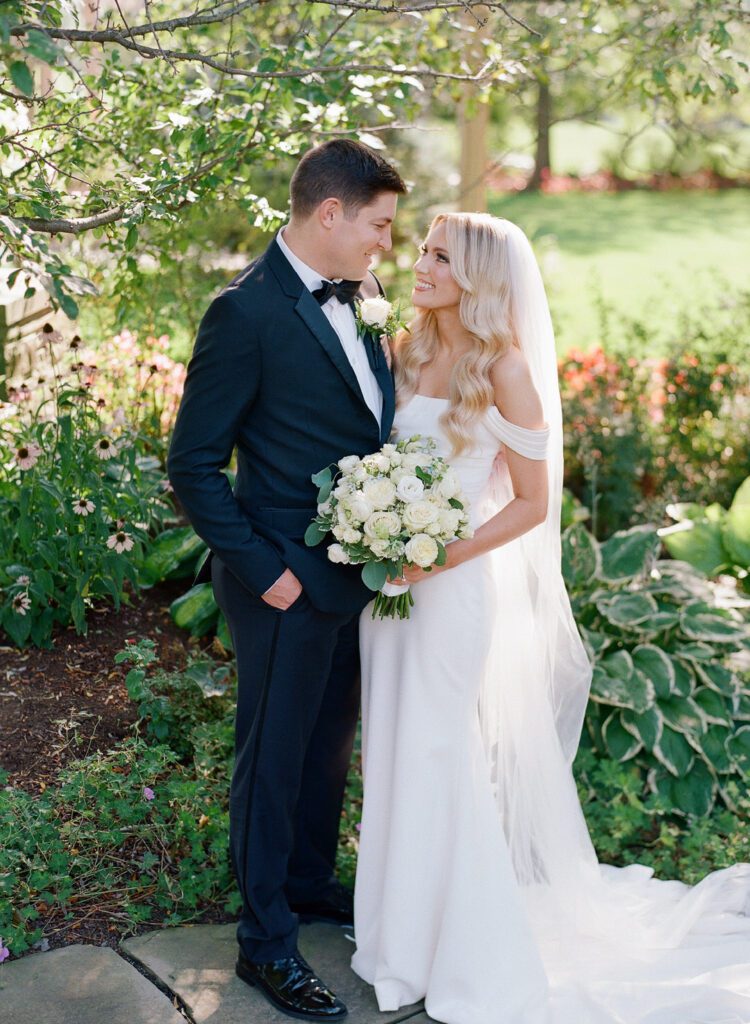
295, 289, 370, 410
362, 330, 395, 443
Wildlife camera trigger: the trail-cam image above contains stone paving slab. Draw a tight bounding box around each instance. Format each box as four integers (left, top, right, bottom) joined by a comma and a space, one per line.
0, 943, 184, 1024
123, 922, 430, 1023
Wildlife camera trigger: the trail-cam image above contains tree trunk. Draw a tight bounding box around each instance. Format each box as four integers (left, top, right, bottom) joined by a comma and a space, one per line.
529, 78, 551, 191
459, 95, 490, 212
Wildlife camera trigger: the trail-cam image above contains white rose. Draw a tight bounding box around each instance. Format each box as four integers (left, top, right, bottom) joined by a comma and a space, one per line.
353, 465, 369, 483
426, 521, 443, 536
332, 524, 346, 540
338, 454, 361, 474
343, 526, 362, 544
396, 475, 425, 503
327, 543, 350, 564
341, 494, 373, 523
401, 452, 433, 472
438, 508, 462, 535
381, 443, 397, 456
369, 538, 391, 558
405, 533, 439, 568
436, 469, 459, 500
359, 296, 392, 330
403, 500, 440, 531
364, 510, 402, 540
363, 453, 391, 473
363, 477, 397, 511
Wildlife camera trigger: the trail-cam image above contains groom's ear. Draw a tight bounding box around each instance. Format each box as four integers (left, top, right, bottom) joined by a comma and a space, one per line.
318, 197, 343, 229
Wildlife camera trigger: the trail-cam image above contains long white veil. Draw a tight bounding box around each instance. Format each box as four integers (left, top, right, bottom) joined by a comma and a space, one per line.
477, 220, 750, 1019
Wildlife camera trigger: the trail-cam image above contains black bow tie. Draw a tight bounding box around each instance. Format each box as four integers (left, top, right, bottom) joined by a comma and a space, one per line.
312, 279, 362, 306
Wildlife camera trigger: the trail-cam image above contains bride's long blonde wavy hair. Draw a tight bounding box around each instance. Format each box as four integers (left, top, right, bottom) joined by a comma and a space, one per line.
394, 212, 517, 456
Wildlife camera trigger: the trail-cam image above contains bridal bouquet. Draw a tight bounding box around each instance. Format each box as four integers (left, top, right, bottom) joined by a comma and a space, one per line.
305, 436, 473, 619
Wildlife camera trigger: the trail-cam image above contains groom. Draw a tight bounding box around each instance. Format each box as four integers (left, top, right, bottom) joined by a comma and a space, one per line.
168, 140, 406, 1020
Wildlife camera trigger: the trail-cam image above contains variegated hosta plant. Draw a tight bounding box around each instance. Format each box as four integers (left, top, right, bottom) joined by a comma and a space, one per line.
563, 524, 750, 817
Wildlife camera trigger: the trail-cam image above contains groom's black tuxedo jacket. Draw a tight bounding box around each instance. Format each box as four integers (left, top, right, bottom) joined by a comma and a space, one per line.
167, 236, 396, 615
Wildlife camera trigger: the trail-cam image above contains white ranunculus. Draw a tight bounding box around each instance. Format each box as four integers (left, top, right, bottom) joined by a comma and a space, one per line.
363, 477, 397, 511
359, 296, 392, 330
338, 454, 361, 474
353, 465, 369, 483
341, 494, 373, 523
343, 526, 362, 544
405, 533, 439, 568
317, 499, 332, 516
332, 524, 346, 540
364, 510, 402, 540
401, 451, 433, 472
425, 520, 443, 537
403, 500, 440, 531
396, 474, 425, 503
436, 469, 459, 500
363, 453, 391, 473
381, 443, 397, 456
327, 543, 350, 564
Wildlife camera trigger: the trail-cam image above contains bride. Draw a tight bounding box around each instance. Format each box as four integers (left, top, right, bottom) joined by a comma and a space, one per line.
350, 212, 750, 1024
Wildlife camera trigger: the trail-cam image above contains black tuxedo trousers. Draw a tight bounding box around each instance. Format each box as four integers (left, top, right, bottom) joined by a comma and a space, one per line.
167, 237, 395, 962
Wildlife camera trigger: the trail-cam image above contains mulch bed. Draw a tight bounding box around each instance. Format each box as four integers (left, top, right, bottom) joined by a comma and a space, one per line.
0, 581, 237, 956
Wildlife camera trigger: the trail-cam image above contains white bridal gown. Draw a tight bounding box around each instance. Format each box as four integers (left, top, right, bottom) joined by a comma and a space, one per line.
352, 393, 750, 1024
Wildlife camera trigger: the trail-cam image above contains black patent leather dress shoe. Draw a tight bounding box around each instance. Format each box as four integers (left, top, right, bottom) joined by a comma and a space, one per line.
290, 882, 354, 927
236, 950, 348, 1020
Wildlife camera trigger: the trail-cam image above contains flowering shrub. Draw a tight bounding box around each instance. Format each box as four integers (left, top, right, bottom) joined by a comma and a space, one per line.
560, 345, 750, 536
0, 326, 179, 646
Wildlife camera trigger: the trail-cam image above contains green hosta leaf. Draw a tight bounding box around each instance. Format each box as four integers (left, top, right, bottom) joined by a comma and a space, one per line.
580, 627, 612, 660
669, 658, 695, 697
693, 689, 732, 726
621, 705, 663, 752
362, 561, 388, 592
631, 645, 674, 699
602, 712, 642, 761
590, 656, 653, 713
635, 610, 681, 638
678, 642, 716, 663
659, 521, 727, 576
731, 694, 750, 721
653, 725, 695, 777
724, 477, 750, 567
595, 592, 659, 629
561, 524, 600, 588
727, 726, 750, 775
140, 527, 206, 585
657, 696, 705, 736
723, 476, 750, 560
216, 613, 234, 653
680, 602, 748, 644
691, 661, 738, 697
699, 725, 732, 774
666, 502, 710, 523
669, 760, 717, 816
170, 583, 218, 636
601, 649, 635, 681
600, 526, 659, 582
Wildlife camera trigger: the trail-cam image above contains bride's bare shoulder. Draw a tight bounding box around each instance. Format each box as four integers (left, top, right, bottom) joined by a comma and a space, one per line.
490, 346, 545, 429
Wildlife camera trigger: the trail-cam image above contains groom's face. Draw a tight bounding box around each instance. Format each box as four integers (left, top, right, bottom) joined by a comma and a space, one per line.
329, 191, 398, 280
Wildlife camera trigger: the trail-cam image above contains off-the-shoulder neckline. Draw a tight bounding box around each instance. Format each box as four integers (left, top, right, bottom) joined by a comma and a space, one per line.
412, 393, 549, 433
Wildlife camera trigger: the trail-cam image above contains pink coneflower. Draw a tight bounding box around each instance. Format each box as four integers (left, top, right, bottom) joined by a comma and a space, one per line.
107, 530, 134, 554
15, 442, 42, 470
94, 437, 118, 460
12, 593, 31, 616
0, 939, 9, 963
8, 383, 31, 403
72, 497, 96, 516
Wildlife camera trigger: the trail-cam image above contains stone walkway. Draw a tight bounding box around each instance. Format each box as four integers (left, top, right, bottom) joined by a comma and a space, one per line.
0, 922, 433, 1024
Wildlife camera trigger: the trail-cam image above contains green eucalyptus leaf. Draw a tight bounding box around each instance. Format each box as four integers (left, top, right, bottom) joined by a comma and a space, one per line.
304, 522, 328, 547
362, 561, 388, 592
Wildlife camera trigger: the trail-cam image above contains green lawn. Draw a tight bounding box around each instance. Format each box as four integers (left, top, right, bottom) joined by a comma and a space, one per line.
487, 190, 750, 350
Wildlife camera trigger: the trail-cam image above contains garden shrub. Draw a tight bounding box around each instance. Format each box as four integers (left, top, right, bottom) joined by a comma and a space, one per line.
564, 523, 750, 817
0, 327, 184, 646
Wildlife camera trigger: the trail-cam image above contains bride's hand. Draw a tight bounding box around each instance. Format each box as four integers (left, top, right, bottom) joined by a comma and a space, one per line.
400, 564, 445, 585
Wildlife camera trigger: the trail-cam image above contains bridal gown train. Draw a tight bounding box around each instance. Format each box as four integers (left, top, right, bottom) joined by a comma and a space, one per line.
352, 393, 750, 1024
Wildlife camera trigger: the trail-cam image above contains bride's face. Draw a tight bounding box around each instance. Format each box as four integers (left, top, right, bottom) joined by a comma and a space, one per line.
412, 222, 462, 312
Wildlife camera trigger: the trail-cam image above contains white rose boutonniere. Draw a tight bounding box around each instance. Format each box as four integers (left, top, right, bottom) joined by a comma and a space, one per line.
354, 296, 408, 369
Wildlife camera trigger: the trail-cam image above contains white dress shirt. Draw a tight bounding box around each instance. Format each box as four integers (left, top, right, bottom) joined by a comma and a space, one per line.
277, 228, 383, 427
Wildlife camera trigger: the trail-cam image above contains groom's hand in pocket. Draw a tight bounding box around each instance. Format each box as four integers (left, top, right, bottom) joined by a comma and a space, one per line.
261, 568, 303, 609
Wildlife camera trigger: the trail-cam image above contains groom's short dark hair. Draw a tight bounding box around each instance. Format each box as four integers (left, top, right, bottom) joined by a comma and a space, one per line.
290, 139, 407, 220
